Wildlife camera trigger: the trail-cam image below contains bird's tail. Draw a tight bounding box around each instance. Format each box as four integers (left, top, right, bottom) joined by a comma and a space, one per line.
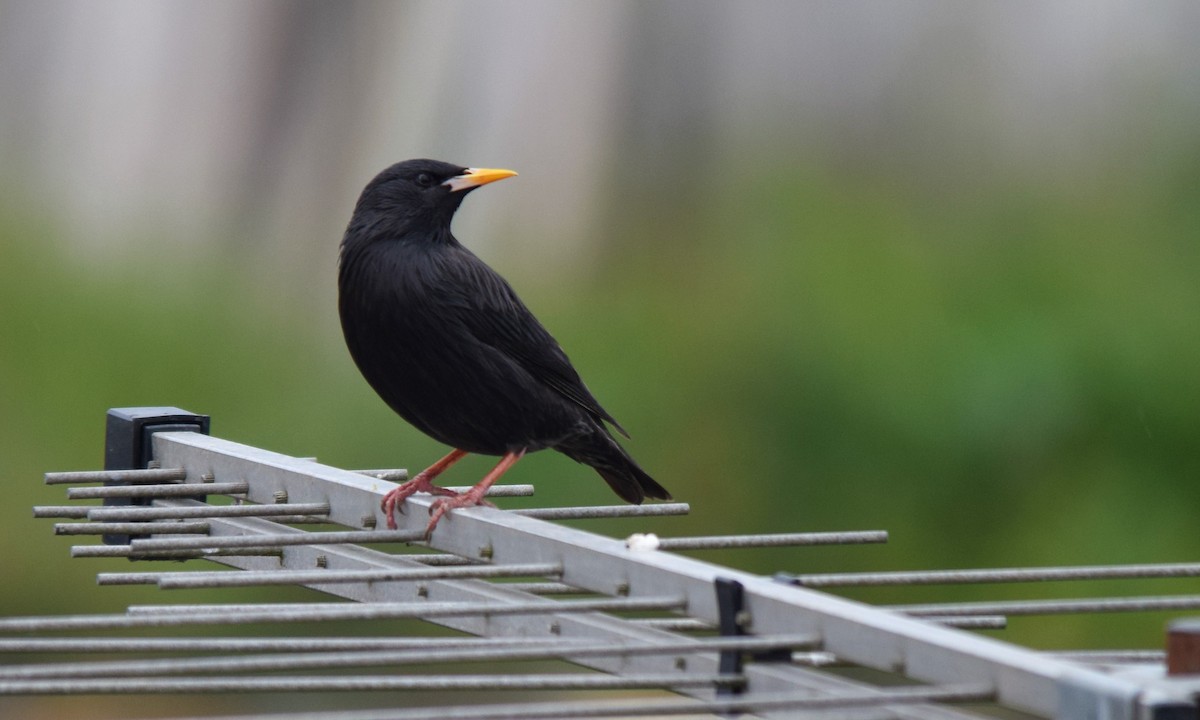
558, 430, 671, 505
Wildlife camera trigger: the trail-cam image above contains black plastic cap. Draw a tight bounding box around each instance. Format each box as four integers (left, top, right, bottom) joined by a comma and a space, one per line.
102, 407, 210, 545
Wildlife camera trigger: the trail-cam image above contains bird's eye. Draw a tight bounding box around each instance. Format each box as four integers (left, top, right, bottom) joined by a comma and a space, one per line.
415, 173, 435, 188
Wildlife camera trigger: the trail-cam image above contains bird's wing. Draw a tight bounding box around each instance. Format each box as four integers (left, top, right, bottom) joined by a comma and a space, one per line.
435, 251, 630, 437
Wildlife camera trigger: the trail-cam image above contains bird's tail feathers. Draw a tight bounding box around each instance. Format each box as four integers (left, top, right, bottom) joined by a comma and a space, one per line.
560, 432, 671, 505
595, 461, 672, 505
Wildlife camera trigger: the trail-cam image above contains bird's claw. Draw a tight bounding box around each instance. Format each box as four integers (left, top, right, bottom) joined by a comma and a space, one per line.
380, 474, 462, 530
422, 495, 497, 537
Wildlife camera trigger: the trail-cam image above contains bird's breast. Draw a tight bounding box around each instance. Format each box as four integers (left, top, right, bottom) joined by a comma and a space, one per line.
339, 244, 581, 454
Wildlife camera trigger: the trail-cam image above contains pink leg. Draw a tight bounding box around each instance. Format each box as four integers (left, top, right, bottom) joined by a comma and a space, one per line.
425, 449, 526, 538
381, 448, 468, 530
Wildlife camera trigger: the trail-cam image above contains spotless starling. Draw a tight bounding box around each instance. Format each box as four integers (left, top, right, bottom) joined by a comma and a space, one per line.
338, 159, 671, 535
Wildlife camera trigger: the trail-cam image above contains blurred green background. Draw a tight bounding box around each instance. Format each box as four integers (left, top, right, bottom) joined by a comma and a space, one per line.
2, 1, 1199, 717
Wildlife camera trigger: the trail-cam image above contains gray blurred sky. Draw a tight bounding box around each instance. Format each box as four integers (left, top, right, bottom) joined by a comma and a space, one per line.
1, 1, 1197, 288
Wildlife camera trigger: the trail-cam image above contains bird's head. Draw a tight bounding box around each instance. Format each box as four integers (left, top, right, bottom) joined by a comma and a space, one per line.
345, 159, 517, 246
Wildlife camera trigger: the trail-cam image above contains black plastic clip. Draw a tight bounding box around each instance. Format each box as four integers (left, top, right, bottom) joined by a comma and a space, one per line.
103, 407, 210, 546
715, 576, 747, 696
715, 577, 791, 698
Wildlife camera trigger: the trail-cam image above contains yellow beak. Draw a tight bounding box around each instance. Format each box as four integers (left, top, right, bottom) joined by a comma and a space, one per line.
443, 167, 518, 192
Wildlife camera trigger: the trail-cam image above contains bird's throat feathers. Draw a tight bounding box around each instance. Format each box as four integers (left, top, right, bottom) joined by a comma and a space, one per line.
341, 212, 460, 259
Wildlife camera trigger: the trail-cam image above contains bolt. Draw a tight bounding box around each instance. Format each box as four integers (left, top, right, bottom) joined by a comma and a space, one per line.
273, 490, 288, 504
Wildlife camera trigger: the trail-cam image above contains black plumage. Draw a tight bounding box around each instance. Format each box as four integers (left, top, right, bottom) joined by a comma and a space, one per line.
338, 159, 670, 533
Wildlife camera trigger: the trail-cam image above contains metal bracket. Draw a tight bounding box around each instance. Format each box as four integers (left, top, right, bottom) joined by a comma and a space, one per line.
102, 407, 209, 545
1056, 667, 1141, 720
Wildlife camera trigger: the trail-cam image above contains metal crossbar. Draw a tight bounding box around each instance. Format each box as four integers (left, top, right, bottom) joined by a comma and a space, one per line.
14, 408, 1200, 719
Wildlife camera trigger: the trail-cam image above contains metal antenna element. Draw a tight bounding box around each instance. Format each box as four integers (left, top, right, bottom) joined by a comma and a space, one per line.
17, 407, 1200, 720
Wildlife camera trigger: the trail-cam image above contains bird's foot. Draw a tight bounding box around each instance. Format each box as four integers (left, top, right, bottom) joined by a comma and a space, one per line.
424, 491, 497, 538
421, 450, 524, 538
380, 473, 462, 530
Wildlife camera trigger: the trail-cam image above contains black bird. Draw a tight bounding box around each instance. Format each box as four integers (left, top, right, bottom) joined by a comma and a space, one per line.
338, 159, 671, 534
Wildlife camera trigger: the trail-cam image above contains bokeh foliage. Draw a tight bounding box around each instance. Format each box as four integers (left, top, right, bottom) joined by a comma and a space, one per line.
1, 146, 1198, 694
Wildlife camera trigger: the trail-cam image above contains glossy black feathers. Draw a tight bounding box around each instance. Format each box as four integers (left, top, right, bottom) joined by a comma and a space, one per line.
338, 159, 670, 504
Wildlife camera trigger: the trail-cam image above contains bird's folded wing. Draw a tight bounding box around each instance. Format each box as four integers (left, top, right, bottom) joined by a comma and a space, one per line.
436, 254, 630, 438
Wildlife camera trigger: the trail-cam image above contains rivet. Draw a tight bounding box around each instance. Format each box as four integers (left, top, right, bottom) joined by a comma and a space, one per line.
273, 490, 288, 504
478, 544, 494, 560
315, 555, 328, 568
549, 622, 561, 635
674, 657, 687, 671
417, 585, 429, 598
615, 582, 631, 597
